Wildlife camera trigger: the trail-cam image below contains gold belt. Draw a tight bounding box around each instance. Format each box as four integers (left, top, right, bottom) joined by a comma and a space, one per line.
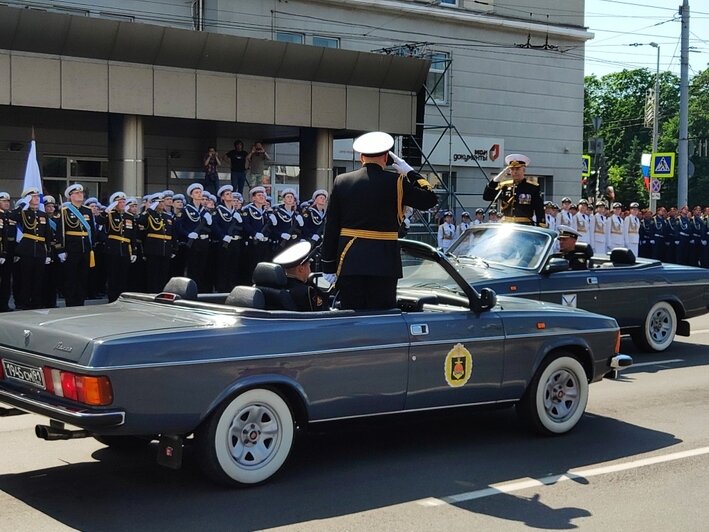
65, 230, 88, 237
22, 233, 45, 242
147, 233, 172, 240
340, 228, 398, 240
501, 216, 531, 223
108, 234, 131, 243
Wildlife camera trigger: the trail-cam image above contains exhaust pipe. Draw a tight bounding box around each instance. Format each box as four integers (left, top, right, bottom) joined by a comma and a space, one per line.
35, 424, 91, 441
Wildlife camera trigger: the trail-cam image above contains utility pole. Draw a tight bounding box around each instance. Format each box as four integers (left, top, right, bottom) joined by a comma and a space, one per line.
649, 42, 660, 213
678, 0, 689, 207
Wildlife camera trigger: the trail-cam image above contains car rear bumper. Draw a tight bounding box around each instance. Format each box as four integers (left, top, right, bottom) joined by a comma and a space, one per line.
0, 387, 125, 428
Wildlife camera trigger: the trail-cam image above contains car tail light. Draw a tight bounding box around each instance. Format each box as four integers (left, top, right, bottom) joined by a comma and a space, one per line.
614, 331, 621, 354
41, 367, 113, 406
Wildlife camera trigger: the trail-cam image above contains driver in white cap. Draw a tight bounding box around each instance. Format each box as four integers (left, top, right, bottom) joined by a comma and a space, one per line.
272, 240, 329, 311
321, 131, 438, 310
482, 153, 545, 227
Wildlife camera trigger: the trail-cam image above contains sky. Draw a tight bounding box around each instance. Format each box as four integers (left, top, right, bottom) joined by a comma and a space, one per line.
584, 0, 709, 78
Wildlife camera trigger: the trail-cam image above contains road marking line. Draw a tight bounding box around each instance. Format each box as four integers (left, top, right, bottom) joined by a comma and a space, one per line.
417, 446, 709, 506
630, 358, 684, 369
690, 328, 709, 335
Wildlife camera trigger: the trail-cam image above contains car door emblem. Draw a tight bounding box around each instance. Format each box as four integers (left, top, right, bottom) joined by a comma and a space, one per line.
444, 343, 473, 388
54, 342, 73, 353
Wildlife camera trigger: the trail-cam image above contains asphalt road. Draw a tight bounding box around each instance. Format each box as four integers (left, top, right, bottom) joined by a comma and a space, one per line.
2, 316, 709, 531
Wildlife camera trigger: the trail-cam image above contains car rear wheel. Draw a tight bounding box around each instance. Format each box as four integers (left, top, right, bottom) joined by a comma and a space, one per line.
630, 301, 677, 352
518, 354, 589, 435
197, 388, 295, 486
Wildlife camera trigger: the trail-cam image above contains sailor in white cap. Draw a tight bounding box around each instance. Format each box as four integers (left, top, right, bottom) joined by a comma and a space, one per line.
438, 211, 457, 252
482, 153, 545, 227
9, 185, 52, 310
591, 200, 607, 254
302, 189, 328, 245
175, 182, 212, 292
605, 202, 625, 254
623, 201, 641, 257
212, 184, 243, 292
272, 240, 328, 311
162, 189, 175, 217
98, 190, 135, 302
136, 190, 175, 292
271, 187, 303, 252
241, 185, 273, 282
321, 131, 437, 310
56, 182, 96, 306
457, 211, 471, 234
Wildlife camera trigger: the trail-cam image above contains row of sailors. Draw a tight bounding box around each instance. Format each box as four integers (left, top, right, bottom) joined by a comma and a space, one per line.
437, 209, 501, 251
0, 183, 328, 310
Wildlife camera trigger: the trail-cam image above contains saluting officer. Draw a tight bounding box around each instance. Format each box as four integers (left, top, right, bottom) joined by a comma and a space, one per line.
138, 192, 175, 292
10, 187, 52, 310
56, 183, 97, 307
483, 154, 545, 226
175, 183, 213, 293
241, 185, 273, 282
272, 188, 303, 251
212, 184, 244, 292
321, 131, 438, 310
100, 191, 136, 302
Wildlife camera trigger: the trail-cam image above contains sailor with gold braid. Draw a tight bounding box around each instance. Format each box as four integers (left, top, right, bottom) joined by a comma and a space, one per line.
99, 191, 136, 302
483, 154, 545, 226
321, 131, 438, 310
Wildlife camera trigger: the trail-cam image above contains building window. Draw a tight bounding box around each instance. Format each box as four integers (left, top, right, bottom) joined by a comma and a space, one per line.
312, 36, 340, 48
426, 52, 449, 104
276, 32, 305, 44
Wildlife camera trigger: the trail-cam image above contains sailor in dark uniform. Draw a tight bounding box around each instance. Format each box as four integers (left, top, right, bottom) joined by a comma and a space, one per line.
482, 153, 545, 226
100, 191, 135, 302
10, 187, 52, 309
138, 192, 175, 293
273, 240, 329, 312
42, 195, 61, 308
321, 131, 438, 310
689, 205, 705, 267
674, 206, 692, 266
175, 183, 213, 292
241, 185, 273, 283
271, 188, 303, 252
301, 189, 328, 244
212, 184, 243, 292
0, 191, 14, 311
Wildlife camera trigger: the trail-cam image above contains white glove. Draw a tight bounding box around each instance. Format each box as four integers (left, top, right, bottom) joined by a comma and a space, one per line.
170, 253, 176, 259
702, 240, 707, 246
493, 166, 511, 183
295, 215, 304, 226
281, 232, 290, 240
203, 212, 212, 225
223, 235, 232, 243
13, 256, 20, 263
269, 214, 277, 226
45, 257, 52, 265
0, 257, 4, 265
255, 232, 266, 242
130, 255, 137, 263
323, 273, 337, 285
404, 218, 411, 229
23, 195, 32, 210
675, 241, 680, 245
188, 232, 198, 240
389, 152, 413, 175
149, 201, 159, 211
311, 234, 320, 242
650, 240, 655, 244
58, 252, 67, 262
105, 201, 117, 213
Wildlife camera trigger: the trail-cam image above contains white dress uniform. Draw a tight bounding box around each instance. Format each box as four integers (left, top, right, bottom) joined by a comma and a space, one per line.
458, 221, 471, 234
623, 214, 641, 256
591, 213, 607, 254
573, 212, 591, 244
545, 213, 557, 231
605, 214, 625, 253
556, 209, 573, 228
438, 222, 457, 251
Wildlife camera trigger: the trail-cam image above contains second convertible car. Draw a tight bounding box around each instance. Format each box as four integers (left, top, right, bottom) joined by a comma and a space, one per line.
0, 240, 630, 486
435, 223, 709, 352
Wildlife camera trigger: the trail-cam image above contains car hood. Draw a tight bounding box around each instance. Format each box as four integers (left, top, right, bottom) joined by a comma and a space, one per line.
0, 299, 227, 363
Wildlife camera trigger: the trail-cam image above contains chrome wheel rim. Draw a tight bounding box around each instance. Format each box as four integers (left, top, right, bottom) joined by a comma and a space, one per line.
649, 308, 673, 344
542, 369, 580, 422
227, 403, 281, 469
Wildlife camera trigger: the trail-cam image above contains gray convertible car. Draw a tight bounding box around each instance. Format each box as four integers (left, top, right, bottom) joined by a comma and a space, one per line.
434, 224, 709, 352
0, 240, 630, 486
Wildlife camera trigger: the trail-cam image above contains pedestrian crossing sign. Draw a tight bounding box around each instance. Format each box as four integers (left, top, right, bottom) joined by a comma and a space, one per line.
650, 152, 675, 178
581, 155, 591, 177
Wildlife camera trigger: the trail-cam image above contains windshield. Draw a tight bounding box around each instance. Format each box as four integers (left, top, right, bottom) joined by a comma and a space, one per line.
448, 225, 552, 270
398, 248, 464, 296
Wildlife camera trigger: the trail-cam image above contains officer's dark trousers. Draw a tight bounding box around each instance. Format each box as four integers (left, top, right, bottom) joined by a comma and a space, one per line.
146, 255, 170, 293
0, 260, 12, 311
63, 250, 90, 306
16, 256, 45, 309
186, 239, 210, 293
336, 275, 398, 311
43, 259, 60, 308
107, 254, 131, 302
216, 243, 241, 293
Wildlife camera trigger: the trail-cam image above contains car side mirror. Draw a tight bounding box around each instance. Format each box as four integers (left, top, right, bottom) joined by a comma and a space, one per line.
477, 287, 497, 311
544, 257, 570, 274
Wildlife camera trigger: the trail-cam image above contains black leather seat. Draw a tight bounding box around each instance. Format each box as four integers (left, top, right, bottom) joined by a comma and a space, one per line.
161, 277, 198, 300
610, 247, 636, 266
225, 286, 266, 309
252, 263, 298, 311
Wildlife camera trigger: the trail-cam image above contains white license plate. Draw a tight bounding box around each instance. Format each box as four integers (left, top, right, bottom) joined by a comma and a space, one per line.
2, 359, 45, 389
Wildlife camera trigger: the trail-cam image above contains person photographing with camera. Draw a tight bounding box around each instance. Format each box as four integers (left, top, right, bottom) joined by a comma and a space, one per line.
246, 142, 271, 192
203, 146, 221, 196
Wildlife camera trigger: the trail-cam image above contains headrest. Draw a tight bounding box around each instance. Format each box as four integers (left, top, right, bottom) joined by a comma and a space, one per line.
225, 286, 266, 309
609, 247, 636, 265
574, 241, 593, 259
162, 277, 198, 300
253, 263, 288, 288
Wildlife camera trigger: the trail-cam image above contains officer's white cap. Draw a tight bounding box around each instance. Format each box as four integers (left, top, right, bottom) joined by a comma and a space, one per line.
630, 202, 640, 208
126, 197, 138, 206
43, 195, 56, 204
612, 202, 623, 208
0, 191, 9, 201
217, 184, 233, 197
65, 183, 83, 197
273, 241, 315, 269
149, 192, 165, 202
312, 189, 328, 201
109, 191, 127, 203
186, 183, 204, 196
504, 153, 530, 167
557, 225, 580, 238
461, 211, 471, 217
251, 186, 266, 196
353, 131, 394, 156
21, 186, 41, 197
281, 187, 297, 199
84, 197, 98, 206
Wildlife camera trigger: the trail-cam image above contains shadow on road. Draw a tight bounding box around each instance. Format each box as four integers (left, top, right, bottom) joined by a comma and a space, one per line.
0, 407, 681, 531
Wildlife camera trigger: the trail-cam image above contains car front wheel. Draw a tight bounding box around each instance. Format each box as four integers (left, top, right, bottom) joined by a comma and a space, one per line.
518, 354, 589, 435
631, 301, 677, 352
197, 388, 295, 486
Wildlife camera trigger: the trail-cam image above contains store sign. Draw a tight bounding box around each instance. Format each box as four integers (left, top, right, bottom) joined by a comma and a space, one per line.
423, 134, 504, 168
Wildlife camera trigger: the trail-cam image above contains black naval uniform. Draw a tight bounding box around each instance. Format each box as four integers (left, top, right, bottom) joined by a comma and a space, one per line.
321, 163, 438, 310
271, 205, 303, 252
10, 206, 52, 309
0, 210, 17, 311
638, 217, 653, 258
56, 203, 96, 307
482, 178, 545, 226
212, 204, 243, 292
175, 202, 212, 293
301, 205, 326, 272
100, 209, 135, 302
650, 215, 666, 261
138, 208, 174, 293
285, 276, 328, 311
43, 211, 62, 308
242, 203, 273, 283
